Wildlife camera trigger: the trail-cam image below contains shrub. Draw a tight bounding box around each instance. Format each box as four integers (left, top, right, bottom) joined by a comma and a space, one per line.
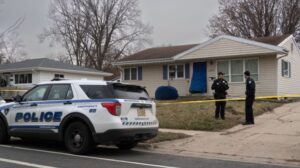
155, 86, 178, 100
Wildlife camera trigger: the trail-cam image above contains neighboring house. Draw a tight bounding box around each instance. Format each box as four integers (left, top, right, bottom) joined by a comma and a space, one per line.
115, 34, 300, 98
0, 58, 111, 89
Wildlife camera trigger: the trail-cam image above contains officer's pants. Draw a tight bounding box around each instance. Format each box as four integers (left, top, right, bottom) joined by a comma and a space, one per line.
215, 100, 226, 119
245, 96, 255, 123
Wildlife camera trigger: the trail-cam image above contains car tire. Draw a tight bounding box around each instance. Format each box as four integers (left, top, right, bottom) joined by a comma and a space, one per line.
116, 141, 138, 150
64, 122, 93, 154
0, 119, 9, 144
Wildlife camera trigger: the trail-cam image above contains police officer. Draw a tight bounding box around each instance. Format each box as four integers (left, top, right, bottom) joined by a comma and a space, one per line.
243, 70, 255, 125
211, 72, 229, 120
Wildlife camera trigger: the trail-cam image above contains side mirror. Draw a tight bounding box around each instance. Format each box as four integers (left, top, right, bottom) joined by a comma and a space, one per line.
13, 95, 23, 103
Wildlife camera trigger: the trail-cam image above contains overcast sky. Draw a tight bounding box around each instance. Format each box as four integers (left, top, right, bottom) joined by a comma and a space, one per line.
0, 0, 219, 59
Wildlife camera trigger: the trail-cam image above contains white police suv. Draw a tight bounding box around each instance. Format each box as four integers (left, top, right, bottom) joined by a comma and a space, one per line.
0, 80, 158, 154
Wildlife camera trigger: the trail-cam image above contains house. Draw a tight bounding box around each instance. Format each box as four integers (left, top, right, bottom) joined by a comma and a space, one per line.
0, 58, 112, 88
115, 34, 300, 98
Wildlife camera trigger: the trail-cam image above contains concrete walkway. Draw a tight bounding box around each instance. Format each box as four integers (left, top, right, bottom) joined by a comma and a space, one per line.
153, 101, 300, 167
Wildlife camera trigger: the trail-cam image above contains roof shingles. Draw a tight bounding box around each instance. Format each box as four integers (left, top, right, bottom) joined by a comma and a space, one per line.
251, 34, 291, 46
118, 35, 291, 63
119, 44, 198, 62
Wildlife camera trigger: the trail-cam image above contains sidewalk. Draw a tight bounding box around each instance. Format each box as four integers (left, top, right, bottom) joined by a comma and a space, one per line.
152, 101, 300, 167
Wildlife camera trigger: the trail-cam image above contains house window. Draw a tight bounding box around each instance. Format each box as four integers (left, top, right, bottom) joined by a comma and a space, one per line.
216, 61, 229, 81
124, 67, 141, 80
230, 60, 243, 82
54, 74, 64, 78
124, 68, 130, 80
15, 74, 32, 84
282, 60, 291, 78
217, 58, 258, 82
131, 68, 137, 80
245, 59, 258, 81
168, 64, 185, 79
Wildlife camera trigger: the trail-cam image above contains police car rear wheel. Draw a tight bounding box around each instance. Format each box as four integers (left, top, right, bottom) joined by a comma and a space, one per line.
64, 122, 93, 154
0, 119, 9, 144
116, 141, 138, 150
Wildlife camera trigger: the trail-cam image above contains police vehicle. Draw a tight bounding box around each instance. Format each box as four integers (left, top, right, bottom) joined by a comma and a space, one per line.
0, 80, 158, 154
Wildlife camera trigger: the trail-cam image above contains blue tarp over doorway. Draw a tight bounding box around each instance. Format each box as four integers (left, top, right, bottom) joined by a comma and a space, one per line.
189, 62, 207, 93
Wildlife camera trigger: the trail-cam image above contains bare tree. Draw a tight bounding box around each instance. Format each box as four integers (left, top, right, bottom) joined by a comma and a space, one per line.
208, 0, 300, 43
0, 32, 27, 63
0, 1, 26, 63
53, 53, 72, 64
41, 0, 152, 70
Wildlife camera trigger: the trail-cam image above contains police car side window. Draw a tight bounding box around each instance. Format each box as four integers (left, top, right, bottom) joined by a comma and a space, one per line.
80, 85, 113, 99
47, 84, 73, 100
23, 85, 49, 101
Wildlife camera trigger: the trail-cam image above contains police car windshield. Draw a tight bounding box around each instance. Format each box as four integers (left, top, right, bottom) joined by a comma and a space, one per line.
80, 84, 149, 100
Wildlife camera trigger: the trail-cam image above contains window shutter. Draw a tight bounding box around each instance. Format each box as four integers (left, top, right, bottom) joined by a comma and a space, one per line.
138, 66, 143, 80
185, 63, 190, 79
281, 60, 284, 77
163, 65, 168, 80
289, 62, 291, 78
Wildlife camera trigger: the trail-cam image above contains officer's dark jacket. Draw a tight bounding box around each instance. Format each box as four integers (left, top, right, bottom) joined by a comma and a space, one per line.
211, 78, 229, 99
246, 78, 256, 97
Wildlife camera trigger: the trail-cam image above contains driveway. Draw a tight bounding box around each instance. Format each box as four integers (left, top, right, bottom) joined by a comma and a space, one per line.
151, 101, 300, 167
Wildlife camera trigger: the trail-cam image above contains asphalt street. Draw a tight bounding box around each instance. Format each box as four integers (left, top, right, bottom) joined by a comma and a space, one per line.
0, 139, 292, 168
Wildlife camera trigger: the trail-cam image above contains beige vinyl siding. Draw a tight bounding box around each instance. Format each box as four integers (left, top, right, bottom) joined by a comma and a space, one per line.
181, 38, 278, 60
121, 64, 191, 97
206, 55, 277, 97
277, 38, 300, 95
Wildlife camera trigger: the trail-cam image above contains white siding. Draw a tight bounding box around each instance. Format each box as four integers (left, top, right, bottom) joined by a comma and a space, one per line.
121, 64, 191, 97
277, 38, 300, 95
10, 71, 39, 88
181, 38, 278, 60
206, 55, 277, 97
38, 71, 103, 82
122, 55, 279, 98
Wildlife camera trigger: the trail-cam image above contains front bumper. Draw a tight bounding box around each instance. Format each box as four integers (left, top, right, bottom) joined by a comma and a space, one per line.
93, 128, 158, 144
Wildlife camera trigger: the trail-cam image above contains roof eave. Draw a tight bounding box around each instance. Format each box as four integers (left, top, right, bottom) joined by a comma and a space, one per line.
0, 67, 112, 76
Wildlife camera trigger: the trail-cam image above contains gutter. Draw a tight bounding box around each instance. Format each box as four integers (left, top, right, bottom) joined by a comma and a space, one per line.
114, 58, 174, 66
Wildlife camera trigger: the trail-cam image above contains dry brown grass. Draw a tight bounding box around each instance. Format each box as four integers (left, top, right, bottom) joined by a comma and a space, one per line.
156, 99, 292, 131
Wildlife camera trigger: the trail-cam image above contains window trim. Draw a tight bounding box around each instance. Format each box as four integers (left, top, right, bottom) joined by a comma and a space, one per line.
54, 74, 65, 78
14, 73, 33, 85
216, 58, 259, 83
168, 64, 185, 79
281, 59, 291, 78
123, 67, 138, 81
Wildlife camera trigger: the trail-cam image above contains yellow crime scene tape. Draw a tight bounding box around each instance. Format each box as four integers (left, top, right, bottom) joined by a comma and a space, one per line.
0, 89, 299, 105
158, 94, 300, 105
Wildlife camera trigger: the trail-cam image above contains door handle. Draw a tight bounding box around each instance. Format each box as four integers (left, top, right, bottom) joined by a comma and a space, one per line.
63, 101, 72, 105
30, 103, 38, 107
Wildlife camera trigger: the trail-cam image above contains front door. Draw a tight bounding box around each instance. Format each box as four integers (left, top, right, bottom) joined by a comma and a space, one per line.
189, 62, 207, 93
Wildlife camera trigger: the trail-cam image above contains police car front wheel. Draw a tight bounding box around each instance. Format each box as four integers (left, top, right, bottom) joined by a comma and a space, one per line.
64, 122, 93, 154
0, 119, 9, 144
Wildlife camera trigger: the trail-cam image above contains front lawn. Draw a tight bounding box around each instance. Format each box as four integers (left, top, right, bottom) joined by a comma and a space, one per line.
156, 98, 293, 131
